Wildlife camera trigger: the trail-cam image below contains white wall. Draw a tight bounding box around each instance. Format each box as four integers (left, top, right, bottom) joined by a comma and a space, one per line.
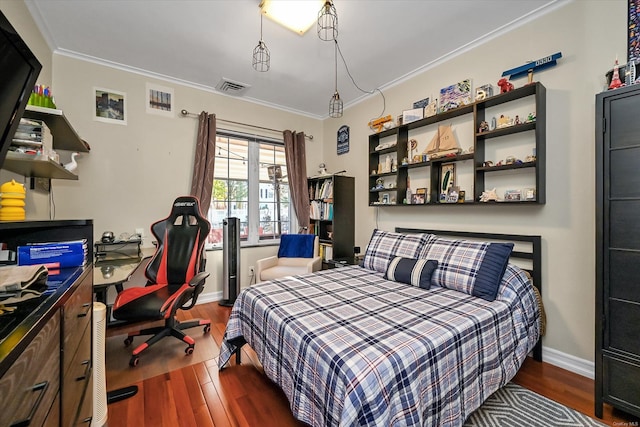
320, 0, 626, 364
0, 0, 628, 366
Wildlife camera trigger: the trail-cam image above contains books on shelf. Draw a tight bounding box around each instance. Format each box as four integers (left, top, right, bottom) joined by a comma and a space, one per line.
310, 200, 333, 220
10, 118, 52, 153
309, 178, 333, 200
17, 239, 88, 269
319, 243, 333, 261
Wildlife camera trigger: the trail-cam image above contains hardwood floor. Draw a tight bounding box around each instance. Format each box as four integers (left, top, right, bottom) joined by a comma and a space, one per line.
107, 301, 640, 426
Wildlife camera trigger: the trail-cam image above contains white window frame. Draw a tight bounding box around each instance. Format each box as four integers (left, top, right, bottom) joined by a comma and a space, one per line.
209, 130, 297, 247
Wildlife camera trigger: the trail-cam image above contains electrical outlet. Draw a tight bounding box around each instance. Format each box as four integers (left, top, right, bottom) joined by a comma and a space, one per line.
135, 227, 144, 237
249, 266, 255, 276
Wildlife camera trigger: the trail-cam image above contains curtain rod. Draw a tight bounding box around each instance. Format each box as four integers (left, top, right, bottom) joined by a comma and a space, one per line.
180, 109, 313, 140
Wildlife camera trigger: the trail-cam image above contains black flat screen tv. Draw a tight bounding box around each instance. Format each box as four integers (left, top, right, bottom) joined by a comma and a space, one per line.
0, 10, 42, 168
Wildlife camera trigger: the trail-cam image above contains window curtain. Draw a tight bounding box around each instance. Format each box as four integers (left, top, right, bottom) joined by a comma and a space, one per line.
283, 130, 310, 233
190, 112, 216, 216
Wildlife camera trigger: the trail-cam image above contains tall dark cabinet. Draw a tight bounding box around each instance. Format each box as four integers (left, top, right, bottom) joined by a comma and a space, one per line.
308, 174, 355, 261
595, 84, 640, 419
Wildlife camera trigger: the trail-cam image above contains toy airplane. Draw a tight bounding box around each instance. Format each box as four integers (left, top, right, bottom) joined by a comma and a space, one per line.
502, 52, 562, 80
368, 115, 393, 133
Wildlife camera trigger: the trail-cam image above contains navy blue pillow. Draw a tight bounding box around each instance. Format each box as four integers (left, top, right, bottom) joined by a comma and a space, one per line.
278, 234, 315, 258
384, 257, 438, 289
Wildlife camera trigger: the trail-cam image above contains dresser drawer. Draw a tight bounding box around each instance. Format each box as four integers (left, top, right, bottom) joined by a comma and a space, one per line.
63, 271, 92, 373
75, 373, 93, 426
62, 321, 92, 427
0, 314, 60, 427
603, 354, 640, 416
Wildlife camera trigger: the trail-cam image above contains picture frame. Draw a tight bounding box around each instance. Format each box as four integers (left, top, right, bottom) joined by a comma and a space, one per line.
446, 186, 460, 203
440, 163, 455, 195
629, 0, 640, 64
146, 83, 174, 117
402, 107, 423, 125
439, 79, 472, 113
94, 87, 127, 125
411, 193, 425, 205
413, 97, 430, 109
504, 189, 522, 201
425, 99, 438, 117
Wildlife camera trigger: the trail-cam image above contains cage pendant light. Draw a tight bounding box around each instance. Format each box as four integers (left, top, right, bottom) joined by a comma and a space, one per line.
318, 0, 338, 41
252, 12, 270, 72
329, 41, 343, 118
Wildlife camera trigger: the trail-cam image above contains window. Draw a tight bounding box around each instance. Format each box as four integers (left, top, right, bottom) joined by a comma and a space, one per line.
207, 131, 293, 247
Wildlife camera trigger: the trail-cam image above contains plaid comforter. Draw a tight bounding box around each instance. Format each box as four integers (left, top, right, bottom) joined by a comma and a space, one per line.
219, 264, 541, 427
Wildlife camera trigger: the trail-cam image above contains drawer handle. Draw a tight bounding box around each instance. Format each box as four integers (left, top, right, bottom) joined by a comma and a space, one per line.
10, 381, 49, 427
77, 302, 91, 318
76, 359, 92, 382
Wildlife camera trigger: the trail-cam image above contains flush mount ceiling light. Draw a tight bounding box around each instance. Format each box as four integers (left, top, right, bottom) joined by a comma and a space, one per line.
260, 0, 323, 35
252, 10, 270, 72
317, 0, 338, 41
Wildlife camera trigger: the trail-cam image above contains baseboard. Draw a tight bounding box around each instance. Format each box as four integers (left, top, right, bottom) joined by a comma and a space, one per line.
543, 346, 594, 380
195, 293, 597, 380
197, 291, 223, 305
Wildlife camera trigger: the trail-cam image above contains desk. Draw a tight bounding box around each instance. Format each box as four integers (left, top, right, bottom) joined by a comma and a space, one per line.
93, 247, 154, 326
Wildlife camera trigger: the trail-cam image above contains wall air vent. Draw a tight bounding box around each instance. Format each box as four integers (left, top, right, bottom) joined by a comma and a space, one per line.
215, 78, 251, 96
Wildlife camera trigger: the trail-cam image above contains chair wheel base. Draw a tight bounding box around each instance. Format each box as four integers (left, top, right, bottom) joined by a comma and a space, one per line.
129, 356, 139, 367
185, 344, 194, 355
203, 324, 211, 333
124, 337, 134, 346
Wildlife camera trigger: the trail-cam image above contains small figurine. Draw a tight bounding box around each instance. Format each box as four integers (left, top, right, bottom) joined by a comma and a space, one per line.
526, 112, 536, 122
478, 121, 489, 133
609, 57, 624, 90
479, 188, 499, 202
497, 78, 514, 93
514, 115, 521, 125
490, 116, 497, 130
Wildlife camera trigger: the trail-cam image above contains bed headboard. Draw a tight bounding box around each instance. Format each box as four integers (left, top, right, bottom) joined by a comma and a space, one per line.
395, 227, 543, 361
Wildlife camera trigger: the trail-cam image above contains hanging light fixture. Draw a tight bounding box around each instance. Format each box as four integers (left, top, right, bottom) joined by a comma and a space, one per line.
317, 0, 338, 41
329, 41, 343, 118
252, 11, 270, 72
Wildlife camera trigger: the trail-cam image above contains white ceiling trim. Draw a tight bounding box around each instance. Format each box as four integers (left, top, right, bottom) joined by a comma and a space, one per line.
342, 0, 569, 120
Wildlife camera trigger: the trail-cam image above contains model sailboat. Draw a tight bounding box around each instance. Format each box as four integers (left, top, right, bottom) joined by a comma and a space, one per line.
423, 124, 461, 159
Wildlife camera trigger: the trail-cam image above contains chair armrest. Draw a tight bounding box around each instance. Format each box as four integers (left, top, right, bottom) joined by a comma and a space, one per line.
188, 271, 210, 287
308, 256, 322, 273
256, 256, 279, 282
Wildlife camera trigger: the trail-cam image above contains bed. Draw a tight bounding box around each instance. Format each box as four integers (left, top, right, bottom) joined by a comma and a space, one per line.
218, 229, 543, 427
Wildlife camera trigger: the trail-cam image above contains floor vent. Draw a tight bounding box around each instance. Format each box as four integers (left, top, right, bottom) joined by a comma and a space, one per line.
215, 78, 251, 96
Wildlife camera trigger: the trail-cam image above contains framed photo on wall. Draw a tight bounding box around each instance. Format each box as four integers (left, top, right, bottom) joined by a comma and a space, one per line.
630, 0, 640, 63
146, 83, 174, 117
94, 87, 127, 125
440, 163, 455, 195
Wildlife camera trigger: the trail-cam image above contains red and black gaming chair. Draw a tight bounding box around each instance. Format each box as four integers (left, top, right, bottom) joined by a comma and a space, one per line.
112, 196, 212, 367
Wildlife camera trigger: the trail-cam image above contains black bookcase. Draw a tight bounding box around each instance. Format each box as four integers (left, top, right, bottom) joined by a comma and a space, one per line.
595, 84, 640, 419
308, 174, 355, 261
368, 82, 546, 206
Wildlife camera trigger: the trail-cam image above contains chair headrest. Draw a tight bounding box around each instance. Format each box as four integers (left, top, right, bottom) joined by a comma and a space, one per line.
169, 196, 205, 219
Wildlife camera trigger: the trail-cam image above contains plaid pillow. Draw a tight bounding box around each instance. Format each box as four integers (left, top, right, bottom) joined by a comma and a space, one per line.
419, 237, 514, 301
362, 229, 433, 273
384, 257, 438, 289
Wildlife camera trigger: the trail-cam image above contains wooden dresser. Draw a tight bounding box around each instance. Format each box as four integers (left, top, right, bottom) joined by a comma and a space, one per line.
0, 220, 94, 426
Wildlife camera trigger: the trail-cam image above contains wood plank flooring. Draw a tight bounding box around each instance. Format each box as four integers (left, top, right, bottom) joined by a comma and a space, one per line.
107, 301, 640, 426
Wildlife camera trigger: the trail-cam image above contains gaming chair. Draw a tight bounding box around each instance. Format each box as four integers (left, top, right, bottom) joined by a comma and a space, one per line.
112, 196, 212, 367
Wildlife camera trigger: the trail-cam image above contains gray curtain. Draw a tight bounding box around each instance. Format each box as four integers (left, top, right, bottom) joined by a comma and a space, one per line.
190, 112, 216, 216
283, 130, 310, 233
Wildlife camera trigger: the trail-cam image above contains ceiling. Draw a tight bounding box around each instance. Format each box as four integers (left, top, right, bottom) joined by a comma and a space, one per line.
26, 0, 558, 119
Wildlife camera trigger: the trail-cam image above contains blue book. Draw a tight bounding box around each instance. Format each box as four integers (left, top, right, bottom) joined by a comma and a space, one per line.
18, 240, 87, 268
